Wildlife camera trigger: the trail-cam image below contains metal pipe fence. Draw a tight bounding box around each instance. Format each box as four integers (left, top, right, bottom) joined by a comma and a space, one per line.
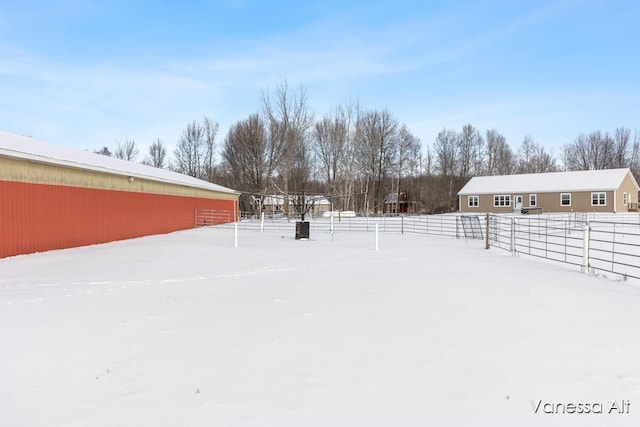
220, 213, 468, 237
197, 209, 640, 281
588, 221, 640, 280
489, 214, 640, 280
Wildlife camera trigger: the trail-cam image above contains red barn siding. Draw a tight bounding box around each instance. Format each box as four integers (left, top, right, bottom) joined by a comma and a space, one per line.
0, 180, 237, 258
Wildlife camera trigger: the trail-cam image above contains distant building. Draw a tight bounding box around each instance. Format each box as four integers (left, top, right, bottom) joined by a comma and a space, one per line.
259, 194, 331, 218
384, 192, 410, 214
0, 131, 239, 258
457, 168, 639, 213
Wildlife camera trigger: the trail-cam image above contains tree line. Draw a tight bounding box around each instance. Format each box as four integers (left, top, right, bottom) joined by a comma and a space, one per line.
95, 81, 640, 214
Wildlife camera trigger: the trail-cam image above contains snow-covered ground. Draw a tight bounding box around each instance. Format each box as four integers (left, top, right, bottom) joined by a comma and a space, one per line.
1, 225, 639, 426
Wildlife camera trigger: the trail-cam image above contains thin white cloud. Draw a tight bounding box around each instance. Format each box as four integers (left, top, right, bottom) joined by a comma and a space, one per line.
1, 0, 637, 158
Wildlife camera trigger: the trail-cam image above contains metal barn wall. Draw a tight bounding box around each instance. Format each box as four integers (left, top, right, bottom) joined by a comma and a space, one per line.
0, 180, 237, 258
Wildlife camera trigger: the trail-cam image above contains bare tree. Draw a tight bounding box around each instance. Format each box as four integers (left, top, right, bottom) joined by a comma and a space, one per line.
517, 135, 557, 173
355, 108, 399, 213
433, 128, 458, 178
563, 128, 639, 172
630, 130, 640, 178
262, 80, 314, 213
173, 120, 206, 178
612, 127, 631, 168
143, 139, 167, 168
563, 131, 614, 170
457, 124, 484, 181
290, 129, 312, 188
422, 145, 434, 176
203, 117, 219, 182
313, 112, 347, 189
485, 129, 515, 175
394, 124, 421, 214
311, 104, 360, 209
221, 113, 275, 194
114, 139, 139, 161
432, 128, 459, 209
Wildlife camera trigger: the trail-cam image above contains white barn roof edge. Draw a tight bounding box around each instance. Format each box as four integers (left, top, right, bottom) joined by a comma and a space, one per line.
0, 130, 239, 195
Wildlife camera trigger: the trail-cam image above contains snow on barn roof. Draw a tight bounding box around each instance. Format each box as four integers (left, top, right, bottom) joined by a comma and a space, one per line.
458, 168, 639, 195
0, 130, 238, 194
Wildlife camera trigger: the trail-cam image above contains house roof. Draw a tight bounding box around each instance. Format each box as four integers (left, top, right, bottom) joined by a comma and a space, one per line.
458, 168, 640, 195
0, 130, 238, 194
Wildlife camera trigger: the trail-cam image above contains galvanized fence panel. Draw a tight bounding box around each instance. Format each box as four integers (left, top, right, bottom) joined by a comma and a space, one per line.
513, 217, 585, 266
194, 209, 236, 227
488, 214, 513, 251
201, 210, 640, 281
212, 212, 473, 239
489, 214, 640, 280
588, 221, 640, 280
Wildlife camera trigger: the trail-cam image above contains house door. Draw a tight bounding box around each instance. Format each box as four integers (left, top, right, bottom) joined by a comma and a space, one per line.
514, 195, 523, 210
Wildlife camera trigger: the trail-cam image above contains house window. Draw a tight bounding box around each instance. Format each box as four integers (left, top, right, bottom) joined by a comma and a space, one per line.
493, 195, 511, 207
561, 193, 571, 206
468, 195, 479, 207
529, 194, 537, 207
591, 192, 606, 206
623, 192, 628, 205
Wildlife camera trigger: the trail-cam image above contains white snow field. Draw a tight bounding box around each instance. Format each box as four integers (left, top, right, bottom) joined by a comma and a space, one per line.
1, 224, 640, 426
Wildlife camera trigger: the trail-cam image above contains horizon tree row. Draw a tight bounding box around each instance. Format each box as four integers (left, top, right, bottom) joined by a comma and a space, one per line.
94, 83, 640, 214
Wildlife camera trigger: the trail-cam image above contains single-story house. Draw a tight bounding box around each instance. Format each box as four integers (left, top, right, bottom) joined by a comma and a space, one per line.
457, 168, 640, 213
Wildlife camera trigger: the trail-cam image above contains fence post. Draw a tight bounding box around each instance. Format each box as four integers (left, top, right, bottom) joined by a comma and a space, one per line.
510, 217, 516, 255
375, 223, 379, 251
611, 223, 616, 273
234, 222, 238, 248
260, 212, 265, 232
401, 216, 404, 235
582, 222, 590, 273
485, 214, 490, 249
456, 217, 460, 239
330, 212, 335, 238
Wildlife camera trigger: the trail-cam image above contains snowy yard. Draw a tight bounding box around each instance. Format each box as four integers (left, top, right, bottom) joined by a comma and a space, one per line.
1, 225, 640, 426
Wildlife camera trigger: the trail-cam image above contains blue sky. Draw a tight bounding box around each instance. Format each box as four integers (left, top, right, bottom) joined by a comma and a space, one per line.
1, 0, 639, 159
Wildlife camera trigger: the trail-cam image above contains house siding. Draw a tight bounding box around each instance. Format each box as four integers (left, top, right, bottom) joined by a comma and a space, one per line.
460, 191, 619, 213
457, 169, 640, 214
617, 173, 639, 212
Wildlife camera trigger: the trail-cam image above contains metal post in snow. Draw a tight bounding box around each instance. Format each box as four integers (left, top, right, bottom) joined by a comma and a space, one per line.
330, 211, 335, 239
564, 221, 568, 263
260, 212, 264, 232
545, 219, 548, 258
611, 223, 616, 273
485, 213, 490, 249
582, 222, 590, 273
234, 222, 238, 248
510, 217, 516, 255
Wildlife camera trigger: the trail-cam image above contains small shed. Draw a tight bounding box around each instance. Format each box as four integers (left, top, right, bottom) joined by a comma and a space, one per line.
384, 192, 410, 214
